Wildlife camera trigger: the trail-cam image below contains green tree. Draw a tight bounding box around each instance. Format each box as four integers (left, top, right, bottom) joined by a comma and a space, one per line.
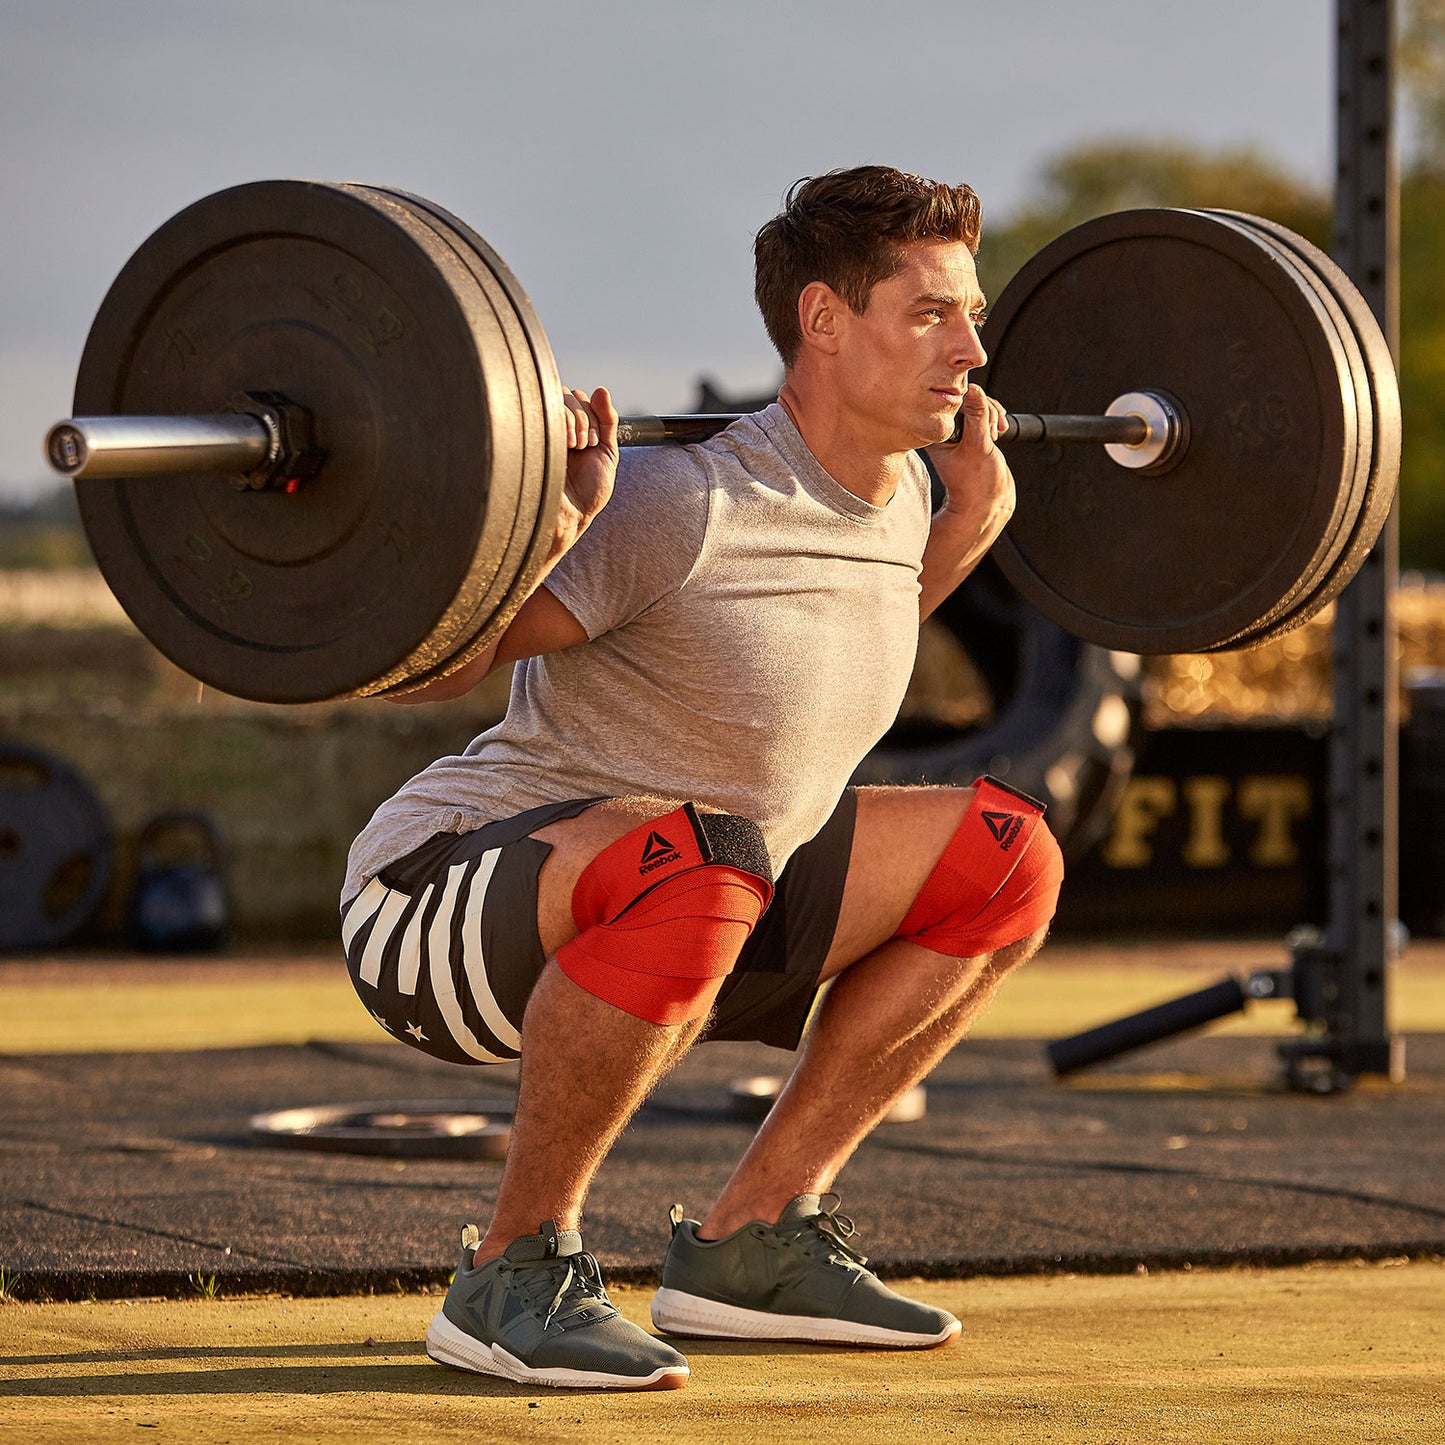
977, 141, 1329, 300
1399, 171, 1445, 564
1403, 0, 1445, 175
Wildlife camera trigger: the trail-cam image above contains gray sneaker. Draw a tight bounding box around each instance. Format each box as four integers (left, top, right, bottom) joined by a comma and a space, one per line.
651, 1194, 961, 1348
427, 1221, 690, 1390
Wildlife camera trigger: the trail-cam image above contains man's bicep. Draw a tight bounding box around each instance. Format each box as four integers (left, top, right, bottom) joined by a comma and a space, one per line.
493, 585, 589, 667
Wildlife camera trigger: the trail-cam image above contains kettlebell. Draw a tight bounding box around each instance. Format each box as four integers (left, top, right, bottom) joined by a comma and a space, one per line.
127, 810, 230, 952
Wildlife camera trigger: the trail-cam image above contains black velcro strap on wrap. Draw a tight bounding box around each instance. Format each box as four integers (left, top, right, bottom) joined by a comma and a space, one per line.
974, 773, 1048, 816
694, 810, 774, 886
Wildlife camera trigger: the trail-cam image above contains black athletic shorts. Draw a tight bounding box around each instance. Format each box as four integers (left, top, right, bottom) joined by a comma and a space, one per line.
341, 791, 858, 1066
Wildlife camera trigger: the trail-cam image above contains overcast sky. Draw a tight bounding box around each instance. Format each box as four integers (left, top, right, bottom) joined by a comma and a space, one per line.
1, 0, 1338, 501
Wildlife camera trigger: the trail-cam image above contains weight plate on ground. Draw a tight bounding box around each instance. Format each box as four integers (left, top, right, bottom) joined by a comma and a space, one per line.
0, 744, 113, 950
979, 209, 1359, 655
728, 1076, 926, 1124
73, 181, 529, 703
1197, 211, 1401, 650
248, 1100, 512, 1158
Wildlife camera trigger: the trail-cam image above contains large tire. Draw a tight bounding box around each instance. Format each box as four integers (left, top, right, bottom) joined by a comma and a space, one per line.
855, 555, 1139, 860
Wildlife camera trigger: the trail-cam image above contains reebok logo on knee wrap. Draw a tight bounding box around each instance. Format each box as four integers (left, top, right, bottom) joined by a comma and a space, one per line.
557, 804, 774, 1026
895, 777, 1063, 958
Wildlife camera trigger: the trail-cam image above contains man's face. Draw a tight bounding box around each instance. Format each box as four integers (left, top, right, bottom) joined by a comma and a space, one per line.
830, 239, 988, 449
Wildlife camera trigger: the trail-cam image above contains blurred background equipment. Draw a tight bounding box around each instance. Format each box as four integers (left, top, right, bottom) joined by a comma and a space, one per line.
0, 742, 113, 951
1400, 669, 1445, 938
858, 558, 1138, 861
126, 809, 231, 953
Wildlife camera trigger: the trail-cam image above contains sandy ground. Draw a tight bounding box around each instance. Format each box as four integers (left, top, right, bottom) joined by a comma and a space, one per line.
2, 1263, 1442, 1443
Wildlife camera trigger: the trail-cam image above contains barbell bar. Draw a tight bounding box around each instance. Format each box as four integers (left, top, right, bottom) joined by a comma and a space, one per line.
46, 397, 1164, 482
45, 180, 1399, 702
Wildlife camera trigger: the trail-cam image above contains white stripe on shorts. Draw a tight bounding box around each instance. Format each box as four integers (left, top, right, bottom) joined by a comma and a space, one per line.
426, 857, 513, 1063
425, 864, 466, 1002
394, 882, 435, 996
459, 850, 523, 1053
341, 877, 388, 956
353, 881, 412, 987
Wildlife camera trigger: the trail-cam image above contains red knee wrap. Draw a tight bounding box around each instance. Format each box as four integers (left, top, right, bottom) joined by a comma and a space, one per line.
556, 805, 774, 1025
894, 777, 1063, 957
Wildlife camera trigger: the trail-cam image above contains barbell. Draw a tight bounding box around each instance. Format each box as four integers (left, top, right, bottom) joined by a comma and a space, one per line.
45, 181, 1400, 704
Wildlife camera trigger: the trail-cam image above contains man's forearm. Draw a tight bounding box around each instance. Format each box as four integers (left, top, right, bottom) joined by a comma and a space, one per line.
917, 505, 1007, 620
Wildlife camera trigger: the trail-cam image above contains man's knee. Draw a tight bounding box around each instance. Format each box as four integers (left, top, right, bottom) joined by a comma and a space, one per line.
893, 778, 1064, 959
554, 801, 774, 1025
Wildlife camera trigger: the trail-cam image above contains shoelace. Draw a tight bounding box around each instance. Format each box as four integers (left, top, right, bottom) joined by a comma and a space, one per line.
503, 1250, 611, 1328
790, 1194, 869, 1268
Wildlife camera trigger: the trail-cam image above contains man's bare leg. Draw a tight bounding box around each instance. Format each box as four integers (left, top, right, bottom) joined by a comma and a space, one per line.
470, 797, 723, 1263
698, 929, 1045, 1237
693, 784, 1051, 1236
472, 964, 704, 1261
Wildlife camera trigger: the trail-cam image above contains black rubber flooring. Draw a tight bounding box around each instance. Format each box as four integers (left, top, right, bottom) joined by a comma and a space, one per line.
3, 1031, 1442, 1300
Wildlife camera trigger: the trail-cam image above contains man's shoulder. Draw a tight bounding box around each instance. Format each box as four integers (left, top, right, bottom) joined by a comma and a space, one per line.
613, 408, 781, 509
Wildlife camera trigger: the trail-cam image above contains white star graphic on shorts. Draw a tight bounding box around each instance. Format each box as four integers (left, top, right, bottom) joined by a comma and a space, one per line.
370, 1010, 392, 1032
405, 1021, 428, 1042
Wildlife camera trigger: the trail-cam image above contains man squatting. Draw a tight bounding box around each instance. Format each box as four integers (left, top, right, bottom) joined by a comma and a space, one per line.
340, 165, 1065, 1390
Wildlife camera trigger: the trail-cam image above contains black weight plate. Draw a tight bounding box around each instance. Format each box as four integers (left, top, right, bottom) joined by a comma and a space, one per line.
979, 209, 1359, 655
73, 181, 528, 703
1199, 211, 1401, 650
340, 187, 541, 694
363, 188, 565, 694
360, 190, 543, 688
435, 206, 568, 677
389, 193, 566, 686
0, 744, 113, 950
1182, 211, 1372, 649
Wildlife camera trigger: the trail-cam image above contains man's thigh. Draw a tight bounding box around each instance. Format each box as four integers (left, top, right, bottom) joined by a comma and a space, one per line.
529, 795, 711, 958
817, 784, 979, 983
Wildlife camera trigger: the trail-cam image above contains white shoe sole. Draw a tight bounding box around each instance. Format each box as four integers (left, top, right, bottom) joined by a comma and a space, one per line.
650, 1287, 961, 1348
425, 1310, 689, 1390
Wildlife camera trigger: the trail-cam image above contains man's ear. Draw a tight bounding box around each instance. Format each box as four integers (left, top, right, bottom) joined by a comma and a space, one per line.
796, 281, 845, 356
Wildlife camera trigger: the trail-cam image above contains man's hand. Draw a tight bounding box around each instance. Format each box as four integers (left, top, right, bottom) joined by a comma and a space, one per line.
927, 383, 1015, 546
917, 384, 1017, 620
550, 386, 619, 566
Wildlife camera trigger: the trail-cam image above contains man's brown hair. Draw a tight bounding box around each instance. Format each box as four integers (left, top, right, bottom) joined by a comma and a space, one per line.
754, 165, 983, 367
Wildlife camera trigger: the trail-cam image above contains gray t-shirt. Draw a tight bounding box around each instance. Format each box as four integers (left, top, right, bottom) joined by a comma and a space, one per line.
342, 404, 932, 903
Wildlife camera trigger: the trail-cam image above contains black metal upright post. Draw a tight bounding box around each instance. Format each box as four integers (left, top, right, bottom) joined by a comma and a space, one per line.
1294, 0, 1405, 1084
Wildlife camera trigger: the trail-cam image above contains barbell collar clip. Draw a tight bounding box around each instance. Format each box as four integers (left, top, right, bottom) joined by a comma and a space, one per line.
1103, 390, 1188, 474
